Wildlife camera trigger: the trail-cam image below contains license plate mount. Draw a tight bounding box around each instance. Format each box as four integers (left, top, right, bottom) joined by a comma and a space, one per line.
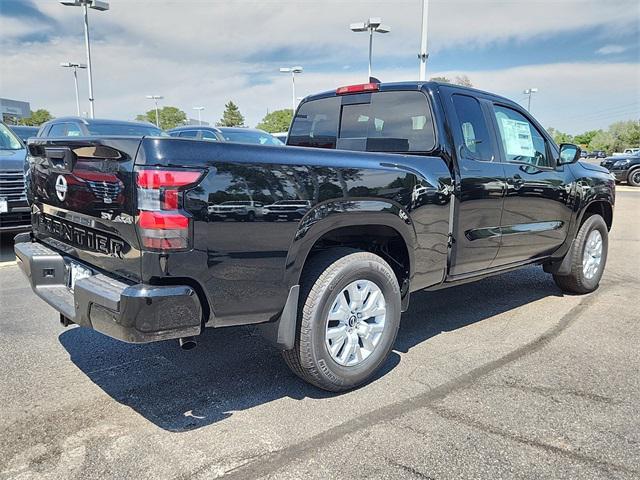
67, 261, 93, 290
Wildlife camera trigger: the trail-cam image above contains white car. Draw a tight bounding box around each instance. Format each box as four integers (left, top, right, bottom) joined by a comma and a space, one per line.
262, 200, 311, 221
208, 200, 263, 221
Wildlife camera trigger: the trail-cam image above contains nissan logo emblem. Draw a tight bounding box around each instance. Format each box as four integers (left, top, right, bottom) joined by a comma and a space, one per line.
55, 175, 68, 201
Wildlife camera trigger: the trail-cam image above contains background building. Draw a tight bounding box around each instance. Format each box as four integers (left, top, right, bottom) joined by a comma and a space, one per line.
0, 98, 31, 124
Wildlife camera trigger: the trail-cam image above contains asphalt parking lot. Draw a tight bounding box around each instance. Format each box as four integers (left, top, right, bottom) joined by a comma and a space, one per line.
1, 188, 638, 480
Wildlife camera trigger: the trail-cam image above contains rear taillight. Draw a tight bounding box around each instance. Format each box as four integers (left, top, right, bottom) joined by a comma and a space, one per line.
136, 168, 204, 251
336, 82, 380, 95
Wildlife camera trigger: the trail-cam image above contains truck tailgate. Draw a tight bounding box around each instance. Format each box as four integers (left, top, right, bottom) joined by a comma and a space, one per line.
26, 138, 143, 283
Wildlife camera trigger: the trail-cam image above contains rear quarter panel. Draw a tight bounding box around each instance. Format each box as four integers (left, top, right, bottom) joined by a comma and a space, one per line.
135, 138, 453, 326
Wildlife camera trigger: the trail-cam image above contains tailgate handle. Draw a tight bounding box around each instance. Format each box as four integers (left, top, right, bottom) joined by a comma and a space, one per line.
45, 147, 76, 172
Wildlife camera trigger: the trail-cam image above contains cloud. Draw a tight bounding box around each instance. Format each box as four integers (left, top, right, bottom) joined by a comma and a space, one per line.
595, 44, 628, 55
430, 62, 640, 133
1, 0, 638, 132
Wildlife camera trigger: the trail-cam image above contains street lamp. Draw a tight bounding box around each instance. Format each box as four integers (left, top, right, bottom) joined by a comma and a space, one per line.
523, 88, 538, 112
59, 1, 110, 119
146, 95, 163, 127
350, 17, 390, 79
60, 62, 87, 116
279, 66, 303, 113
193, 106, 205, 125
418, 0, 430, 81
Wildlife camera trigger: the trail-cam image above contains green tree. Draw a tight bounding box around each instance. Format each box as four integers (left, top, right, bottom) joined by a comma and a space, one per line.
136, 106, 187, 130
573, 130, 598, 147
588, 129, 615, 152
217, 101, 245, 127
586, 120, 640, 153
18, 109, 53, 126
609, 120, 640, 151
256, 109, 292, 133
546, 127, 573, 145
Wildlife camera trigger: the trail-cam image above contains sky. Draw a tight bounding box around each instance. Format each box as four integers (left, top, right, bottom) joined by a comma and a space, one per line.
1, 0, 639, 134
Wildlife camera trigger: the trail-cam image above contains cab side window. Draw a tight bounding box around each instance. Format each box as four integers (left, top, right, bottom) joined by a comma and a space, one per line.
66, 123, 82, 136
452, 94, 493, 161
493, 105, 552, 168
201, 130, 218, 142
48, 123, 67, 137
48, 123, 82, 137
178, 130, 199, 138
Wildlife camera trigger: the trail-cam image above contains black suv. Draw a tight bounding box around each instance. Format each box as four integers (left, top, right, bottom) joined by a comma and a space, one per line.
600, 152, 640, 186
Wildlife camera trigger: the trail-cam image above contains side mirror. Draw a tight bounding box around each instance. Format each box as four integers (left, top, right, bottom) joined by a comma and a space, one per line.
559, 143, 581, 165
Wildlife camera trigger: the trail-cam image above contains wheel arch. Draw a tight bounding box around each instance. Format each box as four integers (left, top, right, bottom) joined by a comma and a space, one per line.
284, 199, 417, 296
579, 199, 613, 231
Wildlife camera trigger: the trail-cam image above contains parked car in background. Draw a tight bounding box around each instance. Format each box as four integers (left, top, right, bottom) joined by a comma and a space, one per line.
0, 122, 30, 233
37, 117, 165, 137
601, 151, 640, 186
587, 150, 607, 159
612, 147, 640, 156
166, 126, 223, 141
8, 125, 39, 143
580, 150, 589, 159
168, 126, 284, 145
262, 199, 311, 221
208, 200, 263, 221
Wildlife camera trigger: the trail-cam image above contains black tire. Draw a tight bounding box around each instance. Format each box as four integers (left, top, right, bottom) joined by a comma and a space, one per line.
282, 248, 401, 392
247, 211, 256, 222
627, 167, 640, 187
553, 214, 608, 294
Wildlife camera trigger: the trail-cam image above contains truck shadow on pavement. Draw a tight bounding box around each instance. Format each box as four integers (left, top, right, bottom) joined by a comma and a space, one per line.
59, 266, 561, 432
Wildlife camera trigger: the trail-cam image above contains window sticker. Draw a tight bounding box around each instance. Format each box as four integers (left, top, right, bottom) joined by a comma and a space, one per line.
500, 118, 534, 157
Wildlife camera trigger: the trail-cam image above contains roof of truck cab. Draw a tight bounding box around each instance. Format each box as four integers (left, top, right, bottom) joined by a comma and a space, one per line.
300, 81, 516, 107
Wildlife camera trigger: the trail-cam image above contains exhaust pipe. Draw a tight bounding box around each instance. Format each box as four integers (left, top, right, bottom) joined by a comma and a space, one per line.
60, 314, 74, 327
179, 336, 197, 350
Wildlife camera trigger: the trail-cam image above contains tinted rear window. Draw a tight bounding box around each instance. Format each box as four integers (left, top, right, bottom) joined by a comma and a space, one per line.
288, 91, 436, 153
86, 123, 163, 136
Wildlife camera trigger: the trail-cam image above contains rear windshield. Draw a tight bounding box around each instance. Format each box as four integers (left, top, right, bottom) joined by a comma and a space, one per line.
86, 123, 164, 136
288, 91, 436, 153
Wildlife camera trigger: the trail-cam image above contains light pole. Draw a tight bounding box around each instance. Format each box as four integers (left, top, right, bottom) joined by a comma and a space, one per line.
350, 17, 390, 80
279, 66, 303, 113
60, 1, 109, 119
146, 95, 163, 127
60, 62, 87, 116
193, 106, 205, 125
418, 0, 429, 80
523, 88, 538, 112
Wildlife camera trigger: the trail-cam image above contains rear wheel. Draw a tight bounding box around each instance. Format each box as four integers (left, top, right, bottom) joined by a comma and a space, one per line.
282, 248, 401, 391
553, 214, 608, 294
628, 168, 640, 187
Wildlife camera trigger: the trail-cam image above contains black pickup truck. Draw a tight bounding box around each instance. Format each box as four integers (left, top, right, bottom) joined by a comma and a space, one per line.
15, 81, 615, 391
